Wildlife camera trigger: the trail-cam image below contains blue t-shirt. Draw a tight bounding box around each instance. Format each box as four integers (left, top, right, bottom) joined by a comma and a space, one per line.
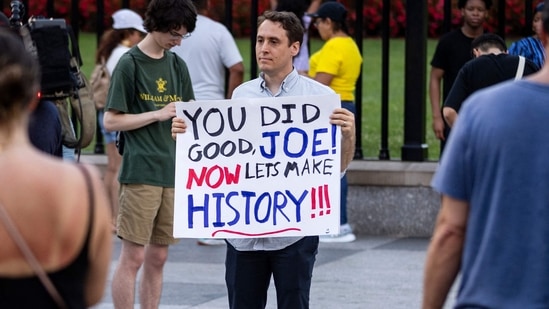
508, 36, 545, 71
29, 100, 62, 157
432, 79, 549, 308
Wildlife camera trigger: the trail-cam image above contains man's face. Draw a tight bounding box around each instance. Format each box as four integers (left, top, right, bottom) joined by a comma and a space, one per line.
255, 20, 299, 76
461, 0, 488, 29
154, 27, 190, 50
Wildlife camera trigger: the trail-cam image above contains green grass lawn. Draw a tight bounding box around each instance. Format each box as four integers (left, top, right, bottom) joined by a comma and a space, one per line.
77, 33, 441, 160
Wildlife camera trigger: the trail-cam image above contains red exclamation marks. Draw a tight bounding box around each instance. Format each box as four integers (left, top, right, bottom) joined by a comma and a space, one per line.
318, 185, 324, 216
323, 184, 331, 215
311, 187, 317, 218
311, 185, 331, 219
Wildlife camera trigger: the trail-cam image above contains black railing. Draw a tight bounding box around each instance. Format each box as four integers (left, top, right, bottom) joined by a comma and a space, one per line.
2, 0, 537, 161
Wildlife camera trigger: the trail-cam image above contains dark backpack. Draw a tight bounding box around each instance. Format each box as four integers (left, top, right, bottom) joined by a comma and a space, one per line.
23, 17, 83, 99
20, 17, 96, 152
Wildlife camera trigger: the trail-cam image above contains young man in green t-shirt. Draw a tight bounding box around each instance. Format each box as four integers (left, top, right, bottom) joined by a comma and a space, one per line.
103, 0, 196, 307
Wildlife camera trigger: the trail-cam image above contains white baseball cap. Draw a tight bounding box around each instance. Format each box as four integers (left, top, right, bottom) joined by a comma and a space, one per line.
112, 9, 146, 33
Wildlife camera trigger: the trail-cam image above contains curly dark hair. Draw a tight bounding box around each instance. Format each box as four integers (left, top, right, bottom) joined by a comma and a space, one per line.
143, 0, 197, 33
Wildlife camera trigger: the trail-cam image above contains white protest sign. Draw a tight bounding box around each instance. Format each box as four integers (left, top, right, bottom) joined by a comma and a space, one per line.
173, 94, 341, 238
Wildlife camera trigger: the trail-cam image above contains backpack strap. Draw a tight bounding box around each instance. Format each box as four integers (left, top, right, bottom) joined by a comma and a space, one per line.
515, 56, 525, 80
66, 25, 83, 68
0, 201, 67, 309
116, 52, 140, 155
76, 164, 95, 252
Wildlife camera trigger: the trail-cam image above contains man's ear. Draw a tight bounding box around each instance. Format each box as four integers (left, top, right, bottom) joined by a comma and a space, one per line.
290, 41, 300, 57
472, 48, 481, 58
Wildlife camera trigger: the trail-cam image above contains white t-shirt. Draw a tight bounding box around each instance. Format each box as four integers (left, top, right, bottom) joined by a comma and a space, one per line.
293, 15, 312, 72
106, 44, 131, 75
172, 15, 243, 100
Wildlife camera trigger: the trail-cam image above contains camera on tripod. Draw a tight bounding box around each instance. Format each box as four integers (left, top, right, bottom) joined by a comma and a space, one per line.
8, 0, 84, 98
6, 0, 97, 151
8, 0, 24, 28
9, 0, 67, 31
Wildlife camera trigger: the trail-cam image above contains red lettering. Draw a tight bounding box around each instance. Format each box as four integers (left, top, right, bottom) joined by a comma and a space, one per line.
186, 165, 241, 189
206, 165, 224, 189
224, 165, 241, 185
186, 167, 207, 189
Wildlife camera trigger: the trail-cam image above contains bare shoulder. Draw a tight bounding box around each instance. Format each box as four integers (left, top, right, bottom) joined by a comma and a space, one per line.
32, 158, 102, 200
0, 153, 110, 275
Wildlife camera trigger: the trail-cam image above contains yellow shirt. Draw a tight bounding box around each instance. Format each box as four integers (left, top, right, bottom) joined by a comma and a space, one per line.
309, 37, 363, 101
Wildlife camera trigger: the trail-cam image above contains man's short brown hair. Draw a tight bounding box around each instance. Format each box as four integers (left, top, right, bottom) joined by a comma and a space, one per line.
258, 10, 304, 47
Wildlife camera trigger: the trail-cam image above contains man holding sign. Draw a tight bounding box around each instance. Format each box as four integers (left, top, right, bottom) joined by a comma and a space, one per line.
172, 10, 355, 309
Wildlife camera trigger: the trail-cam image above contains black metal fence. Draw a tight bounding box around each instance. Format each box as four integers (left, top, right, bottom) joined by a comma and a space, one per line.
1, 0, 536, 161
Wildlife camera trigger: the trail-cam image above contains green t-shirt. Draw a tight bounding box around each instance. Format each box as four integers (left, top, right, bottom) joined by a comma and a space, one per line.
106, 47, 194, 187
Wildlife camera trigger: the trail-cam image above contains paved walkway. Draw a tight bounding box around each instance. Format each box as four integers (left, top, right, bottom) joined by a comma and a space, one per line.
92, 236, 458, 309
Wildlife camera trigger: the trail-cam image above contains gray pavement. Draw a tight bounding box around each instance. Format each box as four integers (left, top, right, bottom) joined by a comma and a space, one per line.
92, 236, 459, 309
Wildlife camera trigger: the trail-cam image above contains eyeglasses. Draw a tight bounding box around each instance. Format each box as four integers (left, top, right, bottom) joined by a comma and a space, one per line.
313, 19, 323, 27
169, 29, 191, 40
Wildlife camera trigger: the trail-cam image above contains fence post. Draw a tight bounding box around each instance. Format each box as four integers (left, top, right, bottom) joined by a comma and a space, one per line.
401, 0, 428, 161
94, 0, 105, 154
497, 0, 506, 39
378, 0, 390, 160
250, 0, 259, 79
443, 0, 451, 34
353, 0, 364, 159
524, 0, 534, 37
46, 0, 53, 17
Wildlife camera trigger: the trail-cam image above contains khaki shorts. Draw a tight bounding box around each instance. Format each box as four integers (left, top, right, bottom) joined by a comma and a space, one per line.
117, 184, 179, 245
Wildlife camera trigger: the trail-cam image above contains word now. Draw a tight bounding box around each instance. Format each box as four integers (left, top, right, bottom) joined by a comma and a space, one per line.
186, 160, 334, 189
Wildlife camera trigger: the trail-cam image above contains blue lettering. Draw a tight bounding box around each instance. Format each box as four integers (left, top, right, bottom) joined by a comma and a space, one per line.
312, 128, 329, 156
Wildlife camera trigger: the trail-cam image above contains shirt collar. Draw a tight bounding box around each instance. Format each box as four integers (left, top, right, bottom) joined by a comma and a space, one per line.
259, 68, 299, 96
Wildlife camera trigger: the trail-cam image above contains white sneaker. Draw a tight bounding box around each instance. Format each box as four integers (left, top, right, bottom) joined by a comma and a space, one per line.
197, 238, 226, 246
319, 224, 356, 243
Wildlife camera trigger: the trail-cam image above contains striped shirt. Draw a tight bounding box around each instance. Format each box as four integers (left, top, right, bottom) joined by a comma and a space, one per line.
508, 36, 545, 70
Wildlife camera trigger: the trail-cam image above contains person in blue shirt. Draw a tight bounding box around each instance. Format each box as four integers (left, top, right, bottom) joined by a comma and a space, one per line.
172, 10, 356, 309
508, 2, 546, 70
423, 1, 549, 308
